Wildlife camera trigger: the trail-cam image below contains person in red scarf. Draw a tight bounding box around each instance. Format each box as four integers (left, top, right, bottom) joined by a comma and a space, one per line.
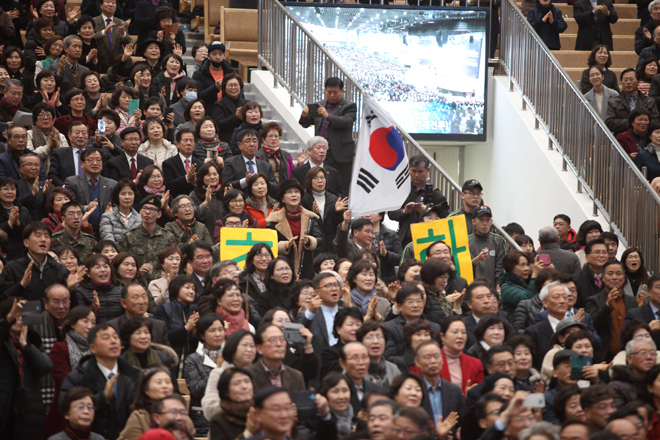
55, 386, 105, 440
164, 195, 213, 245
207, 279, 252, 336
266, 178, 323, 280
256, 122, 306, 184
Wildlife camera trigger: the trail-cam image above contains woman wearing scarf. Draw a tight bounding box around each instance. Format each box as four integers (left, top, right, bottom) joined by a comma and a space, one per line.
150, 53, 186, 107
195, 116, 229, 162
214, 189, 259, 241
110, 86, 142, 138
138, 118, 178, 168
183, 313, 226, 437
120, 366, 195, 440
257, 122, 304, 184
346, 259, 391, 322
266, 179, 323, 280
51, 387, 105, 440
74, 254, 124, 323
207, 279, 252, 336
254, 258, 296, 318
27, 103, 68, 174
165, 195, 213, 245
314, 372, 366, 439
301, 166, 346, 253
209, 367, 256, 440
46, 306, 96, 437
245, 173, 278, 228
191, 162, 225, 236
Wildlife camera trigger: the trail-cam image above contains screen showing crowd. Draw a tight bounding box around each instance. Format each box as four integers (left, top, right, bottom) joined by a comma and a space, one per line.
286, 4, 489, 140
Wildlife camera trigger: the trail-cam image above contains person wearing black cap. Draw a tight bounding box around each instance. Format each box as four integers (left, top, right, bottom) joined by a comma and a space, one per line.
387, 154, 449, 248
469, 205, 506, 286
193, 41, 236, 109
449, 179, 484, 236
266, 178, 323, 280
117, 195, 179, 281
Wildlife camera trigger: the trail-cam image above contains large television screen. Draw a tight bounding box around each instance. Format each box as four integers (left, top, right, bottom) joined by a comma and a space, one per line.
284, 3, 489, 141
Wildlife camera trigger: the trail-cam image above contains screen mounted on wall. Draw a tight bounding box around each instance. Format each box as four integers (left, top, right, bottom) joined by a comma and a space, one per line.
285, 3, 489, 141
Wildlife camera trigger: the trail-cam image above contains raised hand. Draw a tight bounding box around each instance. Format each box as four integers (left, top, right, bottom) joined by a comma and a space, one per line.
379, 240, 387, 257
297, 149, 308, 165
286, 236, 298, 252
6, 298, 26, 322
35, 46, 45, 57
67, 5, 80, 22
117, 24, 125, 36
31, 178, 40, 196
436, 412, 459, 439
92, 290, 100, 312
122, 43, 134, 61
104, 20, 116, 35
172, 44, 183, 57
187, 163, 197, 184
335, 197, 348, 212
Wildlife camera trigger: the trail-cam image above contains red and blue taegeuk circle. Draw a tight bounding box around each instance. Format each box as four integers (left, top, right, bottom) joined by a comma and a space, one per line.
369, 126, 405, 171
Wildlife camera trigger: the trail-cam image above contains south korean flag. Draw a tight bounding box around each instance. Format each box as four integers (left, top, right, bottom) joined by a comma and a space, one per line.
348, 97, 411, 217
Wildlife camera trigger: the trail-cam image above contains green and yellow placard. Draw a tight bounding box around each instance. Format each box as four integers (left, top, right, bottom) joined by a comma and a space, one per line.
410, 215, 474, 283
219, 228, 278, 268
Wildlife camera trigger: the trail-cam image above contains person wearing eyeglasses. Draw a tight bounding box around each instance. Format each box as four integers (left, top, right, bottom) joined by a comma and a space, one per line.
244, 324, 306, 394
164, 195, 212, 247
256, 122, 303, 185
0, 125, 46, 184
27, 102, 68, 174
51, 387, 105, 440
16, 151, 50, 222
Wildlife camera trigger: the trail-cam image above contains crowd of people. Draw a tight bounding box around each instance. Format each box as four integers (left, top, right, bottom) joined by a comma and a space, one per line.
0, 1, 656, 440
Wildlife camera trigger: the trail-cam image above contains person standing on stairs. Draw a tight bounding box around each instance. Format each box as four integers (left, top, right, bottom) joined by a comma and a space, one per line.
193, 41, 236, 110
572, 0, 618, 51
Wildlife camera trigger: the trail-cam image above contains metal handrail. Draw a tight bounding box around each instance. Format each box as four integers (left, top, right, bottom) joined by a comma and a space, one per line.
499, 0, 660, 270
257, 0, 520, 249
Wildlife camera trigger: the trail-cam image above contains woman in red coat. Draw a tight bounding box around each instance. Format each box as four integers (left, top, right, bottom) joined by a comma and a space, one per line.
44, 306, 97, 438
440, 315, 484, 394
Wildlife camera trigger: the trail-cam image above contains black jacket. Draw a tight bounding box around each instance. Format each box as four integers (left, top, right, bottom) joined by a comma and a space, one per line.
575, 263, 603, 309
292, 162, 343, 197
301, 191, 343, 254
192, 58, 236, 109
213, 95, 248, 143
635, 21, 660, 55
0, 254, 70, 302
524, 318, 555, 370
527, 4, 568, 50
625, 303, 660, 348
59, 355, 141, 440
387, 185, 449, 246
150, 71, 185, 108
573, 0, 618, 50
585, 289, 638, 360
0, 321, 52, 440
0, 202, 30, 260
129, 0, 175, 49
605, 91, 660, 135
75, 282, 124, 323
153, 299, 198, 359
374, 223, 403, 283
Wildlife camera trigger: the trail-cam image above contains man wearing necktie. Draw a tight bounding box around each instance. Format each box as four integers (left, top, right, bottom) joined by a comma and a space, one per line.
162, 128, 203, 198
625, 273, 660, 348
605, 68, 660, 135
221, 128, 279, 197
58, 324, 141, 440
93, 0, 132, 63
104, 127, 154, 181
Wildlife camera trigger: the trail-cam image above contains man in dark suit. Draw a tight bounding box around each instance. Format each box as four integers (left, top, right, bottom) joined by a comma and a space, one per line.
161, 128, 203, 199
64, 147, 117, 233
299, 77, 357, 194
0, 125, 47, 182
626, 273, 660, 347
222, 128, 278, 196
525, 281, 570, 369
340, 342, 383, 414
586, 260, 639, 361
244, 324, 306, 393
463, 280, 501, 350
384, 285, 440, 360
107, 283, 170, 346
415, 340, 466, 427
299, 272, 342, 362
572, 0, 618, 51
291, 136, 343, 196
388, 155, 449, 247
50, 35, 90, 96
606, 69, 659, 135
335, 216, 377, 261
537, 226, 582, 279
184, 241, 213, 301
50, 121, 89, 187
93, 0, 132, 64
104, 127, 153, 181
576, 238, 610, 309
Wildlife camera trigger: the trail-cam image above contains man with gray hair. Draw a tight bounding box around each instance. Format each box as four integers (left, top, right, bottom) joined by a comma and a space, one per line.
537, 226, 582, 278
292, 136, 343, 196
50, 35, 90, 95
519, 421, 560, 440
0, 79, 24, 121
388, 154, 448, 247
525, 281, 570, 368
634, 0, 660, 55
164, 195, 213, 245
610, 337, 657, 406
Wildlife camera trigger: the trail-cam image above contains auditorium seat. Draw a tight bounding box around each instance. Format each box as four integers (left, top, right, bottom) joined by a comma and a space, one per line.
219, 6, 259, 80
204, 0, 230, 43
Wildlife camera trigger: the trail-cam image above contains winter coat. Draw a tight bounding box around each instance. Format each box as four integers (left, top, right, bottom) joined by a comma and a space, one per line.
59, 355, 141, 440
99, 207, 142, 242
256, 147, 297, 183
153, 299, 198, 359
513, 294, 544, 333
609, 365, 642, 406
374, 223, 403, 283
267, 206, 323, 279
229, 120, 263, 155
192, 58, 236, 109
0, 322, 52, 440
500, 272, 537, 322
634, 148, 660, 182
213, 95, 248, 143
150, 71, 186, 107
0, 254, 69, 302
129, 0, 175, 48
527, 3, 567, 50
120, 342, 178, 371
605, 91, 659, 135
120, 407, 195, 440
75, 281, 124, 323
300, 191, 342, 253
190, 189, 225, 240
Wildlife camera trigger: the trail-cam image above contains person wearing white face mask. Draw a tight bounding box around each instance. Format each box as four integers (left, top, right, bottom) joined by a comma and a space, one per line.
168, 78, 198, 128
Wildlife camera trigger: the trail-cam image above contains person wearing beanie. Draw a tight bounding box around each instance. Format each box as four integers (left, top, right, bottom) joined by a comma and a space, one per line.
527, 0, 567, 50
266, 178, 323, 280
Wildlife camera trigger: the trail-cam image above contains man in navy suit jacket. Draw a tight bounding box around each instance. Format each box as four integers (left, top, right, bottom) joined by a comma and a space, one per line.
222, 128, 278, 196
415, 340, 466, 427
161, 128, 203, 198
103, 127, 154, 181
49, 122, 89, 187
625, 273, 660, 347
291, 136, 343, 196
299, 272, 343, 363
0, 126, 47, 183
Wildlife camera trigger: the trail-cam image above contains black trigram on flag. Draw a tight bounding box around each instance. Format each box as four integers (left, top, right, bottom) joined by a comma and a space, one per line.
396, 164, 410, 189
356, 168, 379, 193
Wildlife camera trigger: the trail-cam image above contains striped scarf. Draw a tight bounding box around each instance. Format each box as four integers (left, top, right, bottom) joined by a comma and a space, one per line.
216, 305, 250, 336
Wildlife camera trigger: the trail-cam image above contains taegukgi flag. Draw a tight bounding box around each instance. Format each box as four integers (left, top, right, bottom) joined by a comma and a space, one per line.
348, 97, 411, 217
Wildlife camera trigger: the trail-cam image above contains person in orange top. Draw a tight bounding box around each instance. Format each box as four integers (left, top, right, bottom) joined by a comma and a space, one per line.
244, 173, 278, 228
